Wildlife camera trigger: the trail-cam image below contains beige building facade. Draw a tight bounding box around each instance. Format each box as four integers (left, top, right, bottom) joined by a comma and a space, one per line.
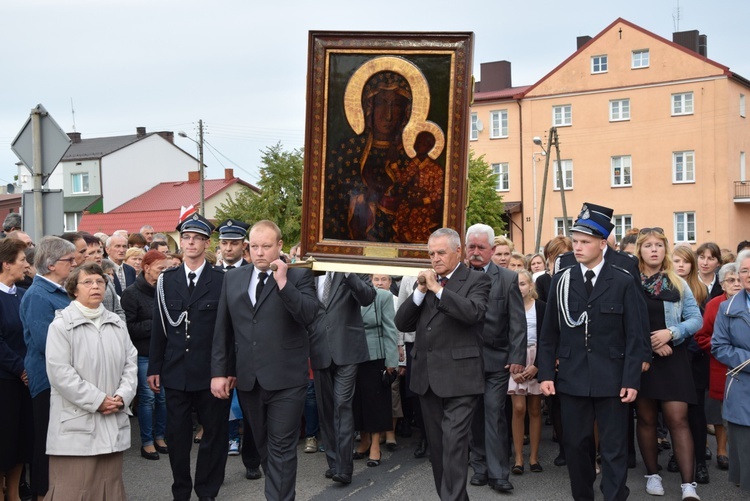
471, 18, 750, 253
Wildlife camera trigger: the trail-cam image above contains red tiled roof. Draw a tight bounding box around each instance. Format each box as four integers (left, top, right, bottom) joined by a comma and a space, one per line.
473, 85, 531, 102
78, 210, 180, 235
110, 177, 256, 213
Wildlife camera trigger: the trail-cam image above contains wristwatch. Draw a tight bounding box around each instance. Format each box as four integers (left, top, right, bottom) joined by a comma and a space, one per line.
668, 327, 677, 341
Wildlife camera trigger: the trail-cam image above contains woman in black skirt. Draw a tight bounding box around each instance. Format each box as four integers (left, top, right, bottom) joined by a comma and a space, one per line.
352, 274, 399, 467
635, 228, 703, 499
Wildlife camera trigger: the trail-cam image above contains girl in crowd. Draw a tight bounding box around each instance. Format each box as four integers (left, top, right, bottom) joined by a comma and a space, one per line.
508, 269, 545, 475
635, 228, 702, 500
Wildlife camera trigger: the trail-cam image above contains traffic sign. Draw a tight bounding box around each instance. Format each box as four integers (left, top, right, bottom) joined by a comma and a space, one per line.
11, 104, 71, 185
22, 190, 64, 238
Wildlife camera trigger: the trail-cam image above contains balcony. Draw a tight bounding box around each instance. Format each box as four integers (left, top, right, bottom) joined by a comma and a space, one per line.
735, 181, 750, 203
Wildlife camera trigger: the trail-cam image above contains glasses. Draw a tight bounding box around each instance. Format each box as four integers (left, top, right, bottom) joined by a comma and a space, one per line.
56, 257, 77, 264
740, 269, 750, 276
639, 227, 664, 235
79, 279, 106, 288
180, 235, 208, 242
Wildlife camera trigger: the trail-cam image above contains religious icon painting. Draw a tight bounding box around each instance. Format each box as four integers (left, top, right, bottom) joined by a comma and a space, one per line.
301, 31, 474, 267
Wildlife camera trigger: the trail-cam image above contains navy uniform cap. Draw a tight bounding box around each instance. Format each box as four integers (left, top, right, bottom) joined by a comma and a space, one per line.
218, 219, 250, 240
177, 212, 215, 238
569, 202, 614, 239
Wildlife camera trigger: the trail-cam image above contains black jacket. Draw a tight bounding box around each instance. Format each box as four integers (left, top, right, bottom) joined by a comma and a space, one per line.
121, 273, 156, 356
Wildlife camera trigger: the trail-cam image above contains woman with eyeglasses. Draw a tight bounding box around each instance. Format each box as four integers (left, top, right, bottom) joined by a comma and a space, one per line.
695, 263, 742, 473
711, 250, 750, 491
634, 228, 703, 500
18, 236, 77, 500
44, 262, 137, 499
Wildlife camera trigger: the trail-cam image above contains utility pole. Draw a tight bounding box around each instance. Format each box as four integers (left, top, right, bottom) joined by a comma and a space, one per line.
31, 108, 44, 243
534, 127, 569, 251
198, 119, 205, 216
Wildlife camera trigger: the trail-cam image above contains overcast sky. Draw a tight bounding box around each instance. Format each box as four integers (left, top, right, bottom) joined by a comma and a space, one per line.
2, 0, 748, 190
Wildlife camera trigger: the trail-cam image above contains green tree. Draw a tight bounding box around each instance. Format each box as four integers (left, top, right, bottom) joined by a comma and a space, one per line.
215, 142, 303, 249
466, 150, 505, 235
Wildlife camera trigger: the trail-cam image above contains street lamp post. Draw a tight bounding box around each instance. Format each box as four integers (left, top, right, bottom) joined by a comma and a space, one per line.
178, 120, 205, 216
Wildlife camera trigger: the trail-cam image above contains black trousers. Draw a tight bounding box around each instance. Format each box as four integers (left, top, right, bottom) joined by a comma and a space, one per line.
30, 389, 50, 497
314, 363, 358, 475
238, 384, 306, 501
559, 393, 630, 501
165, 387, 230, 500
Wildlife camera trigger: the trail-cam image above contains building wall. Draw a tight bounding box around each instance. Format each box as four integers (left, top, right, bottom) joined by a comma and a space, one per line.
471, 20, 750, 253
101, 135, 198, 212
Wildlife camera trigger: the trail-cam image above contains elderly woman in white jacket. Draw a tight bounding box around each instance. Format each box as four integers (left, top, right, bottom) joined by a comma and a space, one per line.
44, 262, 137, 500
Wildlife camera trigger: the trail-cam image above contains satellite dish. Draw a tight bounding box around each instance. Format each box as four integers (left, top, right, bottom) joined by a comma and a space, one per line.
475, 118, 484, 132
6, 184, 14, 194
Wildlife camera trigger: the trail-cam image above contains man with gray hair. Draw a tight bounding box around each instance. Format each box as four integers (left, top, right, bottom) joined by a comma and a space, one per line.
465, 223, 527, 493
2, 212, 22, 238
140, 225, 155, 246
395, 227, 491, 501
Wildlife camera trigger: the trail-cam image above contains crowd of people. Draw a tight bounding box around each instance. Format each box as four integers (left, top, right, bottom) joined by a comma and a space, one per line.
1, 205, 750, 501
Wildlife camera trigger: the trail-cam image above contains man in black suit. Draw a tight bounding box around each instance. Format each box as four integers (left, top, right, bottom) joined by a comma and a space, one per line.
147, 213, 230, 501
309, 270, 376, 485
212, 220, 318, 501
395, 228, 491, 501
106, 234, 136, 294
213, 218, 262, 481
538, 205, 642, 501
465, 224, 527, 493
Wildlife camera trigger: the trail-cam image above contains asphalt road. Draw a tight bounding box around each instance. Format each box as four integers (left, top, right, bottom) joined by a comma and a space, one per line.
122, 416, 746, 500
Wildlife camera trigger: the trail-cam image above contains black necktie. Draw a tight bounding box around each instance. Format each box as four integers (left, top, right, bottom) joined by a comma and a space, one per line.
472, 266, 484, 272
585, 269, 595, 296
256, 272, 268, 302
225, 265, 235, 270
188, 272, 196, 295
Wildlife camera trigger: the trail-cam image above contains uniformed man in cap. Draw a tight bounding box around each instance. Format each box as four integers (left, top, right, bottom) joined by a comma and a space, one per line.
216, 218, 250, 270
147, 212, 230, 501
538, 203, 643, 501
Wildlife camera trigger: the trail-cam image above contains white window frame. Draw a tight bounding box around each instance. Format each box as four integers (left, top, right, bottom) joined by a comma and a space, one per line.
741, 94, 746, 118
673, 151, 695, 183
552, 105, 572, 127
64, 212, 81, 232
554, 217, 573, 236
610, 98, 630, 121
672, 92, 694, 116
470, 112, 478, 141
553, 160, 573, 191
632, 49, 650, 69
611, 155, 632, 187
492, 162, 509, 191
489, 110, 508, 139
591, 55, 608, 74
613, 215, 632, 244
741, 151, 746, 181
674, 212, 696, 243
71, 172, 89, 194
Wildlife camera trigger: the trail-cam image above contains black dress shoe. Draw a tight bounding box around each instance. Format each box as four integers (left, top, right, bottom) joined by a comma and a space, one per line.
554, 453, 567, 466
491, 479, 514, 492
198, 497, 215, 501
332, 473, 352, 484
325, 468, 335, 478
155, 443, 169, 454
470, 473, 488, 486
667, 454, 679, 472
695, 463, 710, 484
245, 467, 262, 480
140, 447, 159, 460
414, 438, 428, 458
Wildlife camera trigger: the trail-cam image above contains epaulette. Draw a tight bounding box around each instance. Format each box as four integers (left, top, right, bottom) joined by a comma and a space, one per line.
610, 264, 632, 276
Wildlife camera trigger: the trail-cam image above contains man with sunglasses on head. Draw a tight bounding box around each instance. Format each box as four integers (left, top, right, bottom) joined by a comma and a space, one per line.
147, 212, 230, 501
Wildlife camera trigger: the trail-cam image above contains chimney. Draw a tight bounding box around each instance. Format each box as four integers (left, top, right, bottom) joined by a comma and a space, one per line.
673, 30, 707, 56
136, 126, 147, 138
224, 168, 234, 180
67, 132, 82, 143
476, 61, 512, 93
156, 131, 174, 144
188, 171, 200, 182
577, 36, 592, 50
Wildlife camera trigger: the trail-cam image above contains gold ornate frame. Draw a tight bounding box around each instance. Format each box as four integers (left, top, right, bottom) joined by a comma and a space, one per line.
301, 31, 474, 267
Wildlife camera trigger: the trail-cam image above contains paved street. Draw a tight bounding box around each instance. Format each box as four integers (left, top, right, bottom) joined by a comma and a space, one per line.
122, 416, 746, 500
